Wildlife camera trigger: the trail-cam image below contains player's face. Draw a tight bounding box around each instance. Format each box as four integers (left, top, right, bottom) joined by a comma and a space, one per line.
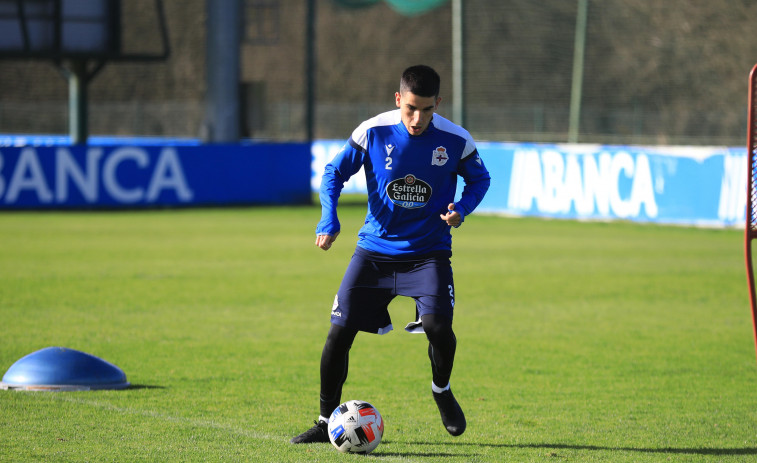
395, 91, 441, 136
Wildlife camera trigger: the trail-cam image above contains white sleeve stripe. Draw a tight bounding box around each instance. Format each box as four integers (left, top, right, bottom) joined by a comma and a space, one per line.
351, 110, 401, 150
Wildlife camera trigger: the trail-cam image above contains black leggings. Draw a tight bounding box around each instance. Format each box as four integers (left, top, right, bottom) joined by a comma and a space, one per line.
319, 314, 456, 418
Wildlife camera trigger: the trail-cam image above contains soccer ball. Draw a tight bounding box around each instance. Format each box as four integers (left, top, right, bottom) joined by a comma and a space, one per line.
327, 400, 384, 454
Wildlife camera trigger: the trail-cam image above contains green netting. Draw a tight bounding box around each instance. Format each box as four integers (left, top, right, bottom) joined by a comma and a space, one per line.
1, 0, 755, 144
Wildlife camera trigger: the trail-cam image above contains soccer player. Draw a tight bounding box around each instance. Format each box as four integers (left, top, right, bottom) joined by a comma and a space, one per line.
291, 65, 491, 443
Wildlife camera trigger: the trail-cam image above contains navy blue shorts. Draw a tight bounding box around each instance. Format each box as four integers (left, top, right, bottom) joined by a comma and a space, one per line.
330, 247, 455, 334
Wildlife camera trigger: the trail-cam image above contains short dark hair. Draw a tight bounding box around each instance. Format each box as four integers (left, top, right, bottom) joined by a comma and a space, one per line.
399, 65, 440, 98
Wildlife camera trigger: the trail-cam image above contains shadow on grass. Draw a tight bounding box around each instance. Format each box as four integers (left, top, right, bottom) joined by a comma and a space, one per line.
126, 384, 166, 390
380, 440, 757, 457
377, 451, 464, 458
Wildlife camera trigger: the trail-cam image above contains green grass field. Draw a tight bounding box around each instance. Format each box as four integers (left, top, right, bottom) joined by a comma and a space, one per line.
1, 203, 756, 462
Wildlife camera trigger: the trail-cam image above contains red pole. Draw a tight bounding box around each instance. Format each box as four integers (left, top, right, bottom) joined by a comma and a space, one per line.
745, 64, 757, 361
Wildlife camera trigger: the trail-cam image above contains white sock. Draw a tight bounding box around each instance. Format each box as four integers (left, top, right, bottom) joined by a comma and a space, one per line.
432, 381, 451, 394
318, 415, 329, 423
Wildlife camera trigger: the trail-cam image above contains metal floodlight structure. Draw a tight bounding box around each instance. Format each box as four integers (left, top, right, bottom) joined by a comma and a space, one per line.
0, 0, 170, 144
1, 346, 130, 391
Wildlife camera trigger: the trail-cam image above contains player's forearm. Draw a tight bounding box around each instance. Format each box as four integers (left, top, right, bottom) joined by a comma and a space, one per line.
456, 174, 491, 217
316, 164, 345, 234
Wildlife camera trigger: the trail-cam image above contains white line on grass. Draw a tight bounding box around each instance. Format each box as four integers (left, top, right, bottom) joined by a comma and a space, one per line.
41, 394, 418, 462
46, 394, 280, 441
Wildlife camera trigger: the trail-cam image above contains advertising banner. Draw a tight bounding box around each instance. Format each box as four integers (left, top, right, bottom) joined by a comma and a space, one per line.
311, 140, 746, 228
2, 137, 745, 226
0, 143, 311, 208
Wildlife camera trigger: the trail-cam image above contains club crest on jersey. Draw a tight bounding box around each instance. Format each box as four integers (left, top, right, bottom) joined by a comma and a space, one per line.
386, 174, 432, 209
432, 146, 449, 166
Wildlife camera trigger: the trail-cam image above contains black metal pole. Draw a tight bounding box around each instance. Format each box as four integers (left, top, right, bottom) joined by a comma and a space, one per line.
205, 0, 242, 143
305, 0, 316, 142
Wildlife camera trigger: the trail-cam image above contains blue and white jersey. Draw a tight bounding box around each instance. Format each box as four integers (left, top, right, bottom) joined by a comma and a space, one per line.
317, 109, 491, 256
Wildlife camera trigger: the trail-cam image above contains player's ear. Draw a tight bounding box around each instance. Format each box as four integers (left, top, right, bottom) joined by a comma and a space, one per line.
395, 92, 402, 108
435, 96, 442, 109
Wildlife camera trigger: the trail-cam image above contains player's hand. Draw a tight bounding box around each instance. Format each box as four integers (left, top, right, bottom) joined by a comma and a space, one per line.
315, 231, 340, 250
440, 203, 463, 228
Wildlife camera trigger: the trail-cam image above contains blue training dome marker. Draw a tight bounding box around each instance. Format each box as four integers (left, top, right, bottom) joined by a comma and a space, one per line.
1, 347, 130, 391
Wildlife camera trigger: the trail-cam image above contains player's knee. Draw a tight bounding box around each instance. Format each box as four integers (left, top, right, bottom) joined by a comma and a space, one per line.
421, 314, 454, 344
324, 323, 358, 352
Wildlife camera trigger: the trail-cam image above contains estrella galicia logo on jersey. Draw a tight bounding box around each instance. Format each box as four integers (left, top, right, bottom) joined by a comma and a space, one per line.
432, 146, 449, 166
386, 174, 432, 209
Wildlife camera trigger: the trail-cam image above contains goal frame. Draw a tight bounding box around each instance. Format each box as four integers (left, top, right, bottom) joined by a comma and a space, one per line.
745, 64, 757, 360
